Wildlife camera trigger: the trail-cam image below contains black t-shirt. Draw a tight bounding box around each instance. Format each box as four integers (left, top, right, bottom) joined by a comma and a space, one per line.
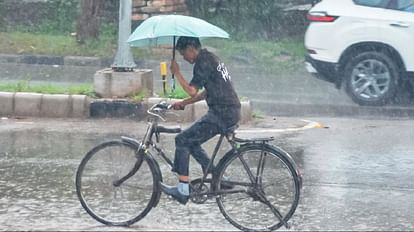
190, 49, 241, 124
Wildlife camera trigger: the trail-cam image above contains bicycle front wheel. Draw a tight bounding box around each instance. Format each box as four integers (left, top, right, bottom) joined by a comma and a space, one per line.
76, 140, 159, 226
215, 144, 301, 231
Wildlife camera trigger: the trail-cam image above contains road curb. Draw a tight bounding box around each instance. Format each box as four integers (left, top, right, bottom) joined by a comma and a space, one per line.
0, 53, 141, 68
0, 91, 252, 123
90, 97, 252, 123
0, 91, 91, 118
0, 53, 102, 67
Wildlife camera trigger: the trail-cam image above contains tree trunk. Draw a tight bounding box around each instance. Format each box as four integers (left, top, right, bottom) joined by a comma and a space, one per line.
76, 0, 104, 44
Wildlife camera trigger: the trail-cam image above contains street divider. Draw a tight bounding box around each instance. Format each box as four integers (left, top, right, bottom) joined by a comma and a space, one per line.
0, 91, 252, 123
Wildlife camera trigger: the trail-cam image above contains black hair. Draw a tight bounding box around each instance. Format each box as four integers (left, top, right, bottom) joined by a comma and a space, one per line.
175, 36, 201, 50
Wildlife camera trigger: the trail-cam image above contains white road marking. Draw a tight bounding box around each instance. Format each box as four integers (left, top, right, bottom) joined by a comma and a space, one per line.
237, 119, 326, 134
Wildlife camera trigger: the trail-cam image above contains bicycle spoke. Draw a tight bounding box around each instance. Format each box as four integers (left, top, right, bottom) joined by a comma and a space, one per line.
216, 145, 300, 231
76, 141, 158, 226
258, 191, 290, 229
256, 150, 267, 186
238, 154, 257, 184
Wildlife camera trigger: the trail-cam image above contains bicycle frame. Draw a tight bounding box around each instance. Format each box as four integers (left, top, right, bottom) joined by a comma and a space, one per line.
78, 101, 302, 230
122, 102, 288, 195
121, 101, 301, 200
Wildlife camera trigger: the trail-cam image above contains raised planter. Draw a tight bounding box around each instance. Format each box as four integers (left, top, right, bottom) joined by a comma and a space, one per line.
0, 91, 252, 123
90, 99, 145, 118
94, 68, 153, 98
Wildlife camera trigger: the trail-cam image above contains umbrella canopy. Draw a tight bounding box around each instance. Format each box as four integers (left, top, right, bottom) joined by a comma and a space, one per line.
127, 14, 229, 47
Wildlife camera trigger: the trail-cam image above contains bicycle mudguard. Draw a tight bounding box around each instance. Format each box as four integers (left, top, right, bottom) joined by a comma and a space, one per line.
121, 136, 163, 208
121, 136, 141, 147
268, 144, 303, 189
145, 153, 163, 208
217, 143, 302, 190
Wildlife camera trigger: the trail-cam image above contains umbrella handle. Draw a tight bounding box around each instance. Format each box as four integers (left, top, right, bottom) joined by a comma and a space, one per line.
171, 36, 176, 92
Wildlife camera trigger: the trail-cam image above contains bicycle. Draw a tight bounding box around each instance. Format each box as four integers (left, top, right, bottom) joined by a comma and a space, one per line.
75, 101, 302, 231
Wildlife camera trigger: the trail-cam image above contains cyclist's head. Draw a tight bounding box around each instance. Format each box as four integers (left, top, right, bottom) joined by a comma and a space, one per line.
176, 36, 201, 64
176, 36, 201, 50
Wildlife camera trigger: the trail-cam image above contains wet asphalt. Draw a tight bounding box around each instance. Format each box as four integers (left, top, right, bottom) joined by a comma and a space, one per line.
1, 116, 413, 231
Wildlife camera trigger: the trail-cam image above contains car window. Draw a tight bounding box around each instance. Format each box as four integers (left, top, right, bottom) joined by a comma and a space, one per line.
353, 0, 389, 8
397, 0, 414, 12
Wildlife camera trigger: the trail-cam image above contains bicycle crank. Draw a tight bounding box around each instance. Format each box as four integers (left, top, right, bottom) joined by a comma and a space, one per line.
190, 179, 210, 204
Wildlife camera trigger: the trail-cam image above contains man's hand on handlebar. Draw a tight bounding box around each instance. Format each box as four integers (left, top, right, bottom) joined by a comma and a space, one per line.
171, 101, 185, 110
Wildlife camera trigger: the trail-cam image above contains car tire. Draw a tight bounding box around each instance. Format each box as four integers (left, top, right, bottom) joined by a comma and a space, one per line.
343, 51, 399, 106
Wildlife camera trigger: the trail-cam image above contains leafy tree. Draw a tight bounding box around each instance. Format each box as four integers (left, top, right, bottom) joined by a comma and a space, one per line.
76, 0, 104, 43
187, 0, 313, 40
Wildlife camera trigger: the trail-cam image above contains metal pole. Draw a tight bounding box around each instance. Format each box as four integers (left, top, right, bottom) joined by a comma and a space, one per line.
112, 0, 136, 72
171, 36, 176, 92
160, 62, 168, 96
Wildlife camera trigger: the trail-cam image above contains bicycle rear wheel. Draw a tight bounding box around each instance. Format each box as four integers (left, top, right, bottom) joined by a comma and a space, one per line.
76, 140, 159, 226
215, 144, 301, 231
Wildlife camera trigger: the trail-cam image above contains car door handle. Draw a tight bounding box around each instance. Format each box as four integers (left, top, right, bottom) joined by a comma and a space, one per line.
390, 22, 410, 28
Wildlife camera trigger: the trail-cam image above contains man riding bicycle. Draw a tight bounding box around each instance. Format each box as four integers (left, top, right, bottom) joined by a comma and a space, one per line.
160, 36, 241, 204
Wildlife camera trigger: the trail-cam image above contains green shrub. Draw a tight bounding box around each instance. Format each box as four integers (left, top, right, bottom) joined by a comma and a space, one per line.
187, 0, 310, 40
0, 81, 96, 97
157, 86, 189, 99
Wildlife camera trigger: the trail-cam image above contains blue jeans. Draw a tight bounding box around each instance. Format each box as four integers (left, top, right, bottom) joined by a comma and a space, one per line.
172, 109, 239, 176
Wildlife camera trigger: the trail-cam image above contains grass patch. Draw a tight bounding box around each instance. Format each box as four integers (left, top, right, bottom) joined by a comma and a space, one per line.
204, 37, 306, 74
0, 31, 305, 71
0, 31, 117, 57
0, 81, 96, 97
157, 85, 189, 99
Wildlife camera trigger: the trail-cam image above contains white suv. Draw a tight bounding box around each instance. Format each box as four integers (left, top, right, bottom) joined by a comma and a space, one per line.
305, 0, 414, 106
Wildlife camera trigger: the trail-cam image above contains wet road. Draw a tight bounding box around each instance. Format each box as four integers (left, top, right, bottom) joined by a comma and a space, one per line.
1, 116, 414, 231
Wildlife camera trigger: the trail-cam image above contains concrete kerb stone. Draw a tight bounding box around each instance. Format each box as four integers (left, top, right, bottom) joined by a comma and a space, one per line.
145, 97, 194, 123
0, 89, 252, 122
0, 91, 91, 118
240, 100, 253, 124
0, 54, 22, 64
89, 98, 144, 118
14, 92, 43, 117
94, 68, 154, 98
64, 56, 102, 67
71, 95, 91, 118
146, 97, 252, 123
0, 92, 14, 116
41, 94, 71, 117
193, 101, 208, 120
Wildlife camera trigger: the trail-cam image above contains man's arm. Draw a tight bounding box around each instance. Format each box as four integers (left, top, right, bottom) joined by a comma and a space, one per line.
172, 91, 206, 110
183, 90, 206, 105
171, 60, 198, 97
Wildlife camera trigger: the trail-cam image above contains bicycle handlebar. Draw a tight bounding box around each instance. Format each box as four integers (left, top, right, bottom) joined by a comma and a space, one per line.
147, 101, 172, 121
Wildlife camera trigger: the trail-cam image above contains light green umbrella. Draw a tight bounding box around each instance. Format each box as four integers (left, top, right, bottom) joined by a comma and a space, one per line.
127, 14, 229, 47
127, 14, 230, 90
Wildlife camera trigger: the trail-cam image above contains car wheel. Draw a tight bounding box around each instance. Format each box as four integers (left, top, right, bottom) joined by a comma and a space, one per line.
344, 51, 399, 106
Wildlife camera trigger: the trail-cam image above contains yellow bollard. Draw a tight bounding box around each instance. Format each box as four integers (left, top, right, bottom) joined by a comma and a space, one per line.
160, 62, 168, 95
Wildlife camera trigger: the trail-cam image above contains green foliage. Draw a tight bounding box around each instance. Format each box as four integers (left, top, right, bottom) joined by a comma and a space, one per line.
128, 89, 149, 103
3, 0, 80, 34
187, 0, 310, 40
0, 30, 116, 56
157, 86, 189, 99
204, 37, 306, 74
252, 111, 265, 119
0, 81, 96, 97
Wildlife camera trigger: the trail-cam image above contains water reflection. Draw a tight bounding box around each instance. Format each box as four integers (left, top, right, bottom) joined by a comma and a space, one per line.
0, 130, 102, 230
0, 130, 235, 230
